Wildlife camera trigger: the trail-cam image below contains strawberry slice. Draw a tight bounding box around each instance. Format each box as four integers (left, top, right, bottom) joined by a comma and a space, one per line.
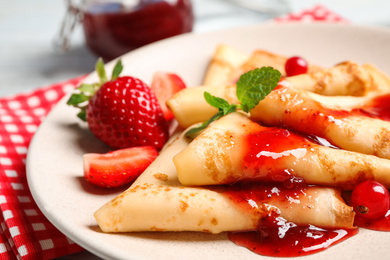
151, 72, 186, 121
83, 146, 158, 188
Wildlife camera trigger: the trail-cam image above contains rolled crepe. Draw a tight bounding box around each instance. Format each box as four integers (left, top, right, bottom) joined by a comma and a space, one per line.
167, 61, 388, 128
95, 132, 355, 233
362, 63, 390, 93
230, 49, 322, 82
286, 61, 375, 96
174, 113, 390, 189
203, 44, 249, 86
203, 44, 388, 95
203, 45, 321, 86
230, 49, 289, 80
250, 86, 390, 159
167, 84, 238, 128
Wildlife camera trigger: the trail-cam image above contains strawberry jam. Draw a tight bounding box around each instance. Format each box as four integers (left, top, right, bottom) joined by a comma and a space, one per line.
228, 224, 357, 257
353, 93, 390, 121
241, 125, 325, 182
354, 210, 390, 231
82, 0, 193, 60
258, 88, 390, 148
223, 183, 358, 257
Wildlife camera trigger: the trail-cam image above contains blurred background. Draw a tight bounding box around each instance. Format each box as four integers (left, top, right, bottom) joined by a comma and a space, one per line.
0, 0, 389, 97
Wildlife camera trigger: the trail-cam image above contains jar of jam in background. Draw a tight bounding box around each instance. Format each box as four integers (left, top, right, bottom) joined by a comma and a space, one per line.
56, 0, 194, 61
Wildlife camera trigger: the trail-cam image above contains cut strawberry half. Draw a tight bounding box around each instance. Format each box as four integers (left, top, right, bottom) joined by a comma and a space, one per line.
83, 146, 158, 188
151, 72, 186, 121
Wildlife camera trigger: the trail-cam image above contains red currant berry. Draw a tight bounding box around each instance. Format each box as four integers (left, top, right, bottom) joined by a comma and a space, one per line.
285, 56, 308, 77
351, 180, 390, 220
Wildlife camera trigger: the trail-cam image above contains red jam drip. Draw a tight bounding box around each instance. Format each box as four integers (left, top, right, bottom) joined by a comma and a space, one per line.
275, 87, 390, 123
223, 182, 308, 212
352, 94, 390, 121
242, 127, 319, 182
267, 88, 390, 149
228, 225, 358, 257
82, 0, 194, 60
223, 183, 358, 257
354, 209, 390, 231
227, 87, 390, 256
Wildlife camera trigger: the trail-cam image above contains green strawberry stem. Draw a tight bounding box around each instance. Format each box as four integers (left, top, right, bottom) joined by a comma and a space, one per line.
67, 58, 123, 121
185, 67, 281, 138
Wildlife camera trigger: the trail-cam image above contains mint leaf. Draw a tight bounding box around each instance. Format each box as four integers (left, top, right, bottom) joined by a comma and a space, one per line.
186, 92, 237, 137
185, 67, 281, 137
236, 67, 281, 112
185, 110, 225, 137
204, 92, 237, 115
204, 92, 229, 109
184, 92, 237, 137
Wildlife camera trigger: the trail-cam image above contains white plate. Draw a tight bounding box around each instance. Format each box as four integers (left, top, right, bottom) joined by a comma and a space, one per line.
27, 23, 390, 260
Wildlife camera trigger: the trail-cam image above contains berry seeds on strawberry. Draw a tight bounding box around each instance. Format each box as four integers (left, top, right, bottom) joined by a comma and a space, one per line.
67, 58, 169, 150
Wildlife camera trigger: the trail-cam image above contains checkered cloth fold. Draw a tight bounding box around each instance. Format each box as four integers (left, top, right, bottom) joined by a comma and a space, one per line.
0, 5, 343, 259
0, 77, 85, 259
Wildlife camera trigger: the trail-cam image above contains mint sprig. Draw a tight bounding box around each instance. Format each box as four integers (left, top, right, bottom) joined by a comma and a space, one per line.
185, 67, 281, 137
67, 58, 123, 121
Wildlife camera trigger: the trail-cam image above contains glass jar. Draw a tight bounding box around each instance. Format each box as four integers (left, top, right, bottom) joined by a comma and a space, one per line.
56, 0, 194, 61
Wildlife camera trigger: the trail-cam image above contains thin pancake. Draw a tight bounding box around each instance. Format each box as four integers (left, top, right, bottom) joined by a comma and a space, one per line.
95, 132, 354, 233
175, 113, 390, 189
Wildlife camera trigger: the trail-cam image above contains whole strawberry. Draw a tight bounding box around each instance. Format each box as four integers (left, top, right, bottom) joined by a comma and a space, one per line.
67, 59, 169, 150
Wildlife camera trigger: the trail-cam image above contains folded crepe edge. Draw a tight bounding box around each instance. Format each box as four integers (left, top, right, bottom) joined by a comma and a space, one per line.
94, 128, 355, 234
94, 132, 257, 234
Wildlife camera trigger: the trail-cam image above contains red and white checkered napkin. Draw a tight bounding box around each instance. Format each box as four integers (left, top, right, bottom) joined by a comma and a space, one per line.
0, 4, 345, 260
0, 76, 85, 260
275, 4, 348, 23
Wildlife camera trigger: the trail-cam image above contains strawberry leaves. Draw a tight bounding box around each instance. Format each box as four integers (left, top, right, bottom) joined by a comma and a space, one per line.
67, 58, 123, 121
110, 59, 123, 80
186, 67, 281, 137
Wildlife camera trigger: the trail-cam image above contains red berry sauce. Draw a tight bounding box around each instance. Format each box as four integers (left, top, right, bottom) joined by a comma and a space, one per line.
240, 123, 334, 182
216, 117, 371, 256
265, 87, 390, 149
228, 224, 357, 257
82, 0, 194, 60
217, 79, 390, 257
220, 123, 359, 256
346, 95, 390, 230
354, 210, 390, 231
234, 90, 390, 255
353, 93, 390, 121
222, 183, 358, 257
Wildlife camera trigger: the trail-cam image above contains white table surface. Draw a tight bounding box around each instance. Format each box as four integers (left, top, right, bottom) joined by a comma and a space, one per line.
1, 0, 390, 259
